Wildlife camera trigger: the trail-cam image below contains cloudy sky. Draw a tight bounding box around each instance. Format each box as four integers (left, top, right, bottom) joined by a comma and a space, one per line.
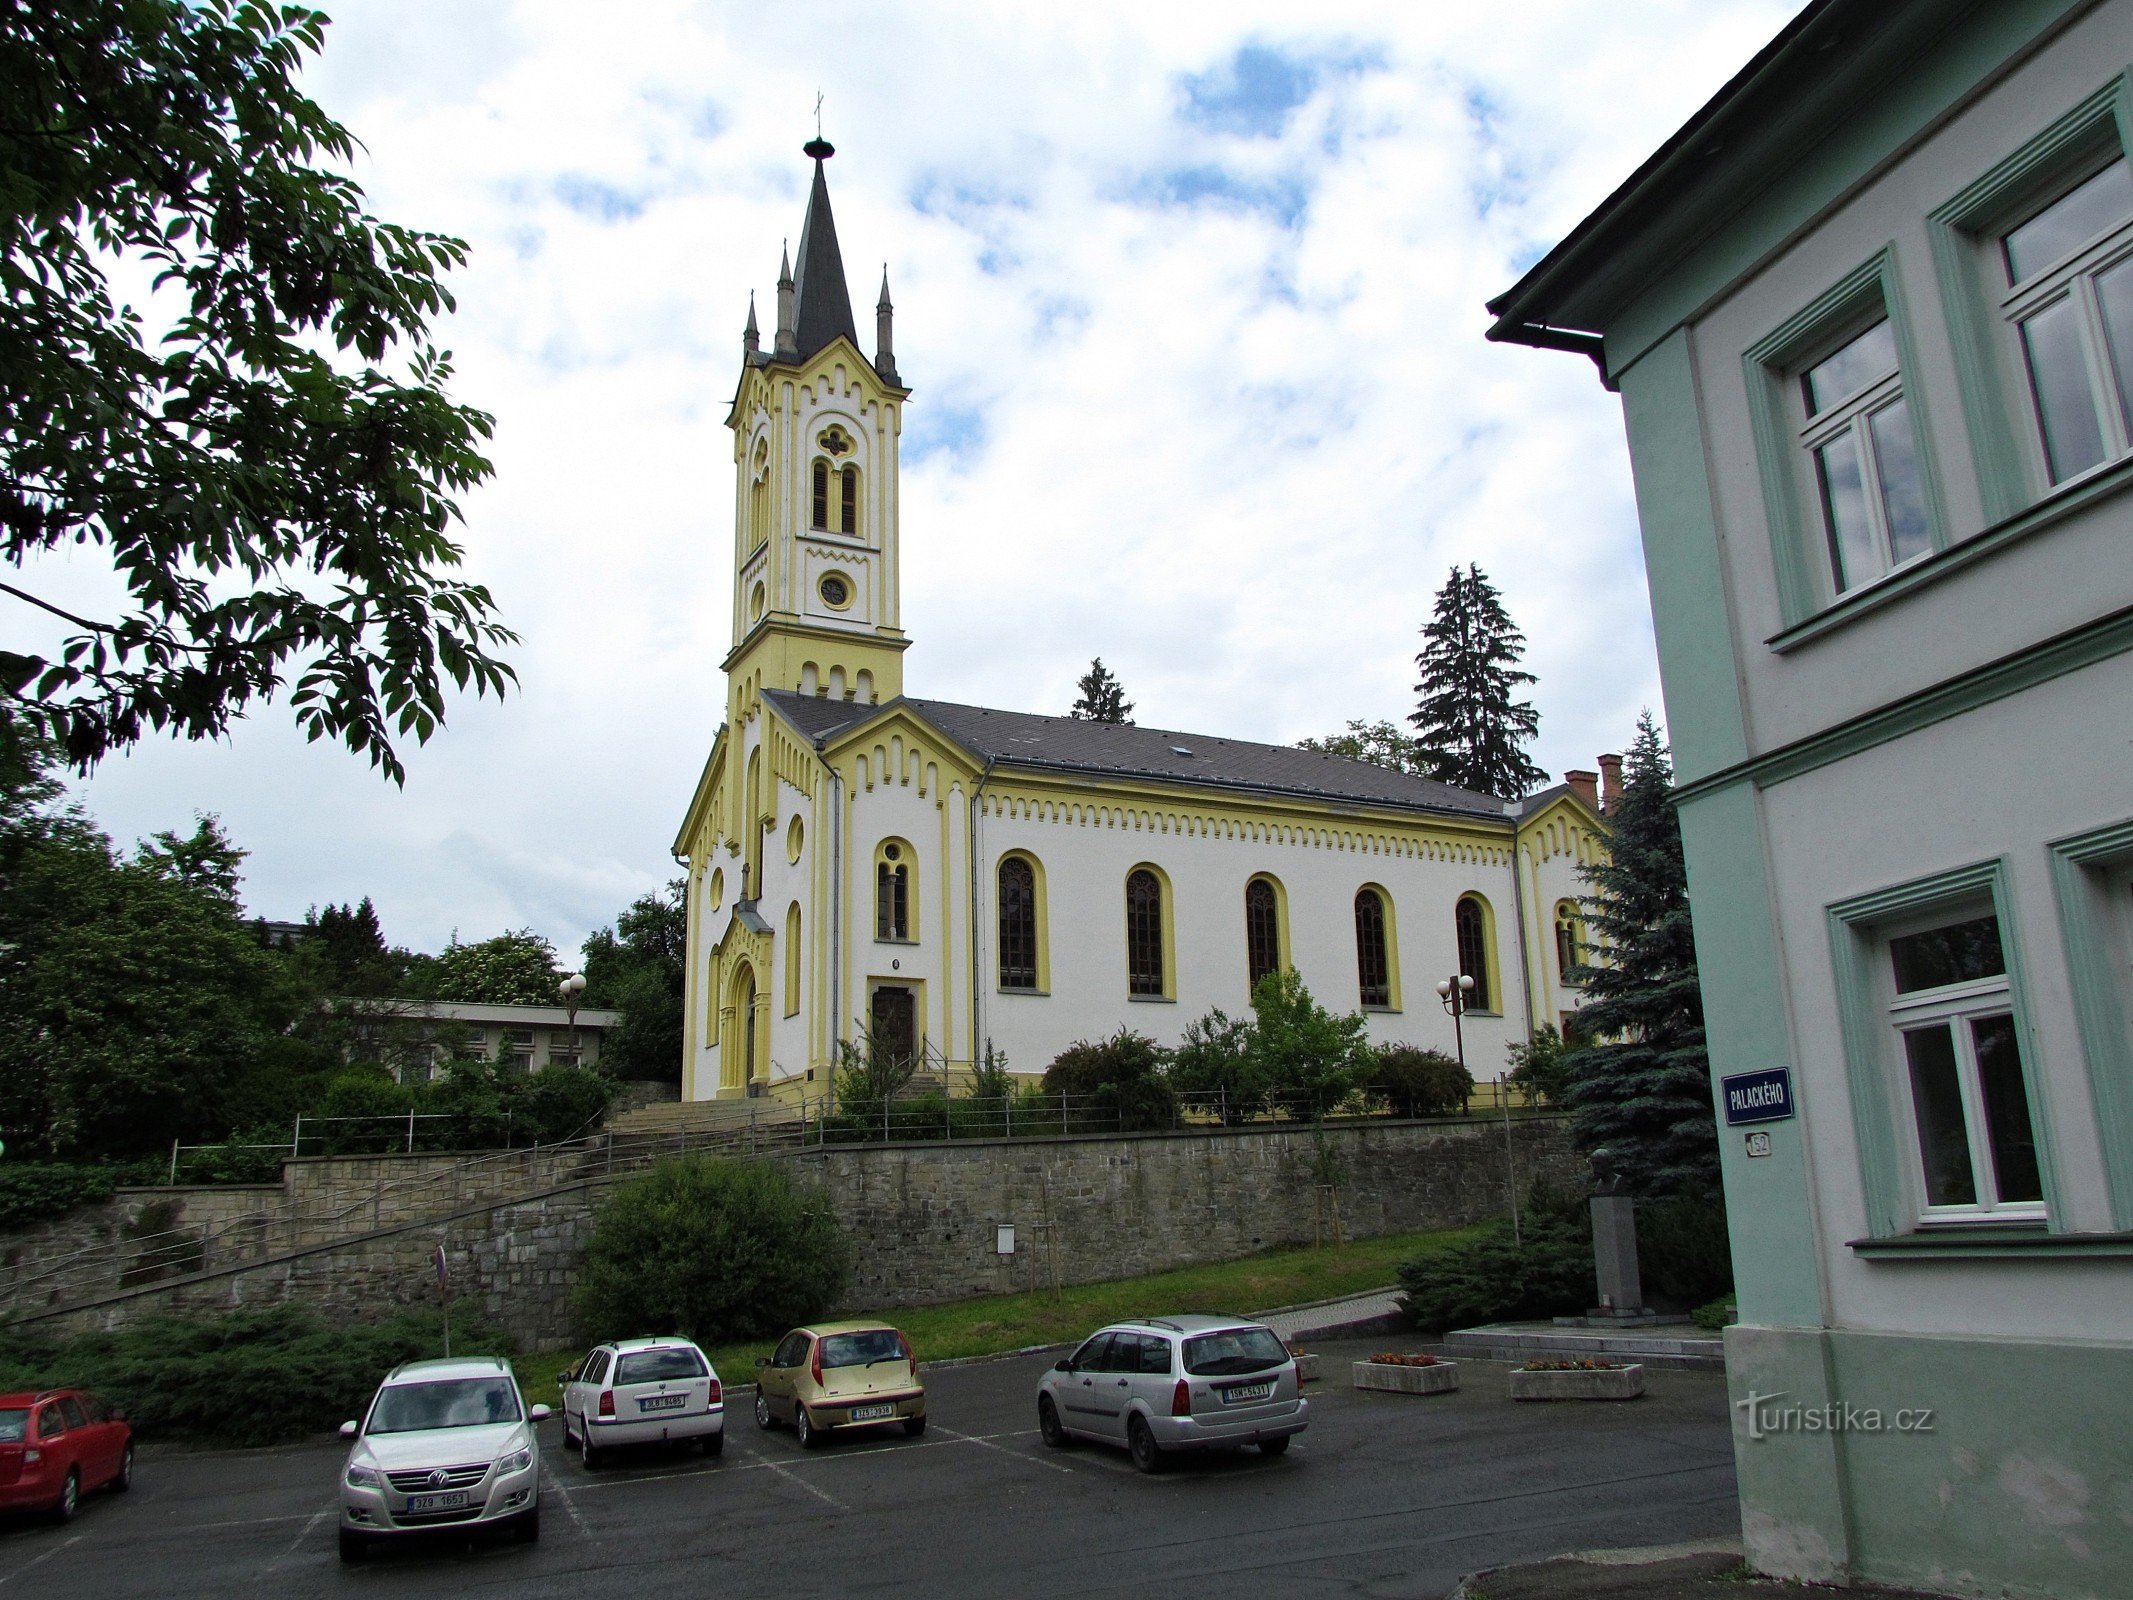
58, 0, 1802, 960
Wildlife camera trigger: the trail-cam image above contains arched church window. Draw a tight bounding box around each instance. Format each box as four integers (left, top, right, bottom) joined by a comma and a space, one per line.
998, 857, 1039, 990
876, 841, 911, 941
784, 902, 802, 1016
1245, 877, 1283, 991
1126, 868, 1167, 997
1455, 895, 1493, 1011
811, 460, 830, 530
1555, 900, 1584, 984
840, 465, 859, 535
1355, 889, 1392, 1008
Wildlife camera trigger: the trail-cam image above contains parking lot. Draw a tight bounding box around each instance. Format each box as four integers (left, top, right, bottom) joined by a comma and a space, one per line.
0, 1338, 1739, 1600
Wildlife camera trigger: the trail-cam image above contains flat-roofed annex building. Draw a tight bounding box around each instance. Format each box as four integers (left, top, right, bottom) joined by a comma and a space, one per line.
1492, 2, 2133, 1594
673, 140, 1604, 1106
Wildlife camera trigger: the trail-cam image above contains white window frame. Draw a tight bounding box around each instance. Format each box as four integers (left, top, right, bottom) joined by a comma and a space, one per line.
1792, 320, 1929, 595
1997, 163, 2133, 486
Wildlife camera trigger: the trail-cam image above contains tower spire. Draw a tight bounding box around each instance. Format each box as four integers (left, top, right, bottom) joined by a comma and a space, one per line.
874, 266, 898, 385
790, 137, 858, 362
743, 291, 759, 358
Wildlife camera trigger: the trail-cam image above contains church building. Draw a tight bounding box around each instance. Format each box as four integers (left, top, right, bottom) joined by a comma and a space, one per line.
672, 141, 1605, 1104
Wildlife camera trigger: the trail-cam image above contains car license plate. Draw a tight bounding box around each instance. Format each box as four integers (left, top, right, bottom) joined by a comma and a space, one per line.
847, 1403, 894, 1421
407, 1491, 469, 1513
1223, 1382, 1273, 1404
639, 1394, 687, 1411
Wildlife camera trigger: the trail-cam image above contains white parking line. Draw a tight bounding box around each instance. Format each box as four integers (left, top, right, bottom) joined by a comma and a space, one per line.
755, 1456, 846, 1512
542, 1469, 594, 1540
926, 1424, 1075, 1476
256, 1505, 334, 1578
0, 1535, 81, 1589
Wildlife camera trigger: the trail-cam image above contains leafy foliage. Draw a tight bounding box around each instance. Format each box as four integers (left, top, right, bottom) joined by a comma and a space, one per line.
302, 1057, 613, 1155
580, 881, 685, 1081
1364, 1046, 1472, 1117
0, 1162, 118, 1229
1505, 1024, 1574, 1106
1396, 1186, 1595, 1332
572, 1158, 851, 1345
1562, 713, 1719, 1195
1295, 718, 1430, 775
1409, 564, 1547, 799
1068, 657, 1134, 724
1245, 970, 1371, 1118
1041, 1029, 1175, 1131
0, 0, 513, 778
428, 929, 564, 1006
0, 1304, 512, 1447
1166, 1007, 1263, 1122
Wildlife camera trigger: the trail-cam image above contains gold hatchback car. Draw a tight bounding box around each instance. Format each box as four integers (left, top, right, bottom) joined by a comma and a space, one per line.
754, 1322, 926, 1448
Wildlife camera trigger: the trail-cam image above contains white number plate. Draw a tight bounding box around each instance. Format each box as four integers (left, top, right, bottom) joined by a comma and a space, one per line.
847, 1403, 895, 1421
1223, 1382, 1273, 1404
639, 1394, 687, 1411
406, 1491, 469, 1513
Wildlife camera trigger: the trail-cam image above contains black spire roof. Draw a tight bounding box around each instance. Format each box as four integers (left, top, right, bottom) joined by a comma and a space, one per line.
791, 139, 858, 362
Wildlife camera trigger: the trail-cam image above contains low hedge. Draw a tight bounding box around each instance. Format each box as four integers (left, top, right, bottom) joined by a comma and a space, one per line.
1395, 1185, 1595, 1332
0, 1164, 120, 1231
0, 1304, 514, 1448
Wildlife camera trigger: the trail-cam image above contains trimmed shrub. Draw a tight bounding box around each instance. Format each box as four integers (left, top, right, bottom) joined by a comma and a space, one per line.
0, 1163, 118, 1230
1366, 1047, 1472, 1117
1691, 1294, 1736, 1332
1636, 1188, 1735, 1305
1246, 970, 1371, 1117
1041, 1030, 1175, 1132
0, 1304, 512, 1448
572, 1157, 851, 1345
1396, 1186, 1595, 1332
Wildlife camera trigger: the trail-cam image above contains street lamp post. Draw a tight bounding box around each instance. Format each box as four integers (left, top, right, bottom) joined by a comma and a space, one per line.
559, 971, 588, 1052
1435, 972, 1476, 1070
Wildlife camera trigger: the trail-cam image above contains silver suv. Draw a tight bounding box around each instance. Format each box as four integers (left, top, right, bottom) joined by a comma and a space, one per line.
338, 1356, 549, 1562
1035, 1315, 1308, 1472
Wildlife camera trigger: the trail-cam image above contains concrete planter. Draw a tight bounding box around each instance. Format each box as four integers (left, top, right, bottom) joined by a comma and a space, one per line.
1509, 1363, 1645, 1401
1351, 1360, 1459, 1396
1292, 1353, 1320, 1384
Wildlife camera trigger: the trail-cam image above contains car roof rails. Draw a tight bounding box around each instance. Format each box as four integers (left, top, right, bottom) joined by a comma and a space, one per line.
1138, 1318, 1184, 1332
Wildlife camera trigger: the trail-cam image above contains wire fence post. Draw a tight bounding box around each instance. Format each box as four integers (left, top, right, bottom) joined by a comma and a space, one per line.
406, 1108, 416, 1154
169, 1139, 180, 1186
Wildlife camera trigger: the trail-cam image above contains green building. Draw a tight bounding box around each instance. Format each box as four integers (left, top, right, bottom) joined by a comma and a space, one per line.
1489, 2, 2132, 1595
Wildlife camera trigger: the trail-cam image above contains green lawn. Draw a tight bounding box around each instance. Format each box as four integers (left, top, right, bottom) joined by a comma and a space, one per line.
518, 1223, 1475, 1410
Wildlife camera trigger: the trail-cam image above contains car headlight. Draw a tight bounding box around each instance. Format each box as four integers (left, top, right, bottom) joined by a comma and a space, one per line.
496, 1447, 534, 1477
344, 1464, 382, 1489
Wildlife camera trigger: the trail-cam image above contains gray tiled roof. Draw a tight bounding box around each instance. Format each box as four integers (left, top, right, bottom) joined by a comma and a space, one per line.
760, 690, 1513, 820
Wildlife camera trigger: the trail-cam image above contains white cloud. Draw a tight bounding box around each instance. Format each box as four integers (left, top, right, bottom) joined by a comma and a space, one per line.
59, 0, 1803, 955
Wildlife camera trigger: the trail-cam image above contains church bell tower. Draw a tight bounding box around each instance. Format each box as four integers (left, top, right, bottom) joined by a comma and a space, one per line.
723, 138, 909, 721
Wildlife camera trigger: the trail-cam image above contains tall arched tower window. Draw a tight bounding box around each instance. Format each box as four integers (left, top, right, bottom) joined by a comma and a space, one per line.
811, 459, 830, 530
783, 901, 803, 1016
749, 440, 769, 551
1126, 868, 1167, 997
840, 465, 860, 535
744, 747, 764, 900
1455, 895, 1494, 1011
1245, 876, 1283, 990
875, 840, 912, 941
1555, 900, 1585, 983
998, 856, 1040, 990
1355, 888, 1392, 1008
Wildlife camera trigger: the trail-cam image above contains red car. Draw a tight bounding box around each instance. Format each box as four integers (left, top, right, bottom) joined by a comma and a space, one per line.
0, 1390, 133, 1521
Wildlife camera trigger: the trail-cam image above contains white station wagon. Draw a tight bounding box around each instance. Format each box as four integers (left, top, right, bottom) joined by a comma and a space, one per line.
560, 1336, 725, 1466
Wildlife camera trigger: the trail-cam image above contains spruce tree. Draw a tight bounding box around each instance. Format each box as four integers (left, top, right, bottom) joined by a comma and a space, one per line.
1070, 658, 1134, 724
1409, 564, 1547, 798
1562, 712, 1718, 1195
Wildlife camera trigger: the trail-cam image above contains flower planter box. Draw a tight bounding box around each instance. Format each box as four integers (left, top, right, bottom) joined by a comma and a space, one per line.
1292, 1353, 1320, 1384
1509, 1363, 1646, 1401
1351, 1360, 1458, 1396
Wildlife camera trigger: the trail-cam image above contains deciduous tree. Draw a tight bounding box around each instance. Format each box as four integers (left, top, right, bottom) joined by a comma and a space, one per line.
1296, 718, 1430, 775
582, 882, 686, 1081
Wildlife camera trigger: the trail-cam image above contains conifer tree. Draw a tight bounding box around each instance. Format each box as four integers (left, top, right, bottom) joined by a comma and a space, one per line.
1562, 712, 1718, 1194
1070, 658, 1134, 724
1409, 564, 1547, 798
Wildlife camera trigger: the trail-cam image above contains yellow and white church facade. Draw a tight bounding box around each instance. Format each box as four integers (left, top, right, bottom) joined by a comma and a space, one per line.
673, 141, 1605, 1103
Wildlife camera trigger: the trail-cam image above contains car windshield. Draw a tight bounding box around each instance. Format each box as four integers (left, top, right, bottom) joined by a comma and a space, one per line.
1182, 1327, 1289, 1377
614, 1348, 708, 1385
366, 1378, 522, 1434
818, 1329, 904, 1369
0, 1410, 24, 1444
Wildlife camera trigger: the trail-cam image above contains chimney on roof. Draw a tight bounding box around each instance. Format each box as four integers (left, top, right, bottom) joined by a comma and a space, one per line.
1564, 769, 1599, 812
1597, 752, 1624, 814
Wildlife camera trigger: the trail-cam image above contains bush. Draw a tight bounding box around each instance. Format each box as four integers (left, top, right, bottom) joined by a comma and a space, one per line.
312, 1066, 415, 1153
1167, 1008, 1263, 1123
1246, 970, 1370, 1117
515, 1063, 615, 1144
572, 1157, 851, 1345
1635, 1189, 1734, 1305
0, 1163, 119, 1229
1041, 1030, 1175, 1132
1396, 1186, 1595, 1332
1691, 1294, 1736, 1332
0, 1304, 512, 1447
1505, 1024, 1573, 1106
1366, 1047, 1472, 1117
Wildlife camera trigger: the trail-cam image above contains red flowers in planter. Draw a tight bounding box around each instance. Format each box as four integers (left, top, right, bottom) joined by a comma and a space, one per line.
1366, 1353, 1442, 1367
1519, 1359, 1622, 1371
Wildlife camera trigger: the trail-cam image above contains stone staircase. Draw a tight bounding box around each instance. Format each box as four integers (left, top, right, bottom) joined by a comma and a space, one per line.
601, 1095, 805, 1141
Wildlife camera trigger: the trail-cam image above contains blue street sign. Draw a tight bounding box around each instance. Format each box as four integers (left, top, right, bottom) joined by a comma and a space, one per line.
1722, 1066, 1795, 1126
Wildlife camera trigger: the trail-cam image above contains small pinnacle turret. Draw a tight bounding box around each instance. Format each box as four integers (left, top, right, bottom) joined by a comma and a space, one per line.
743, 292, 759, 358
774, 242, 797, 359
875, 267, 898, 385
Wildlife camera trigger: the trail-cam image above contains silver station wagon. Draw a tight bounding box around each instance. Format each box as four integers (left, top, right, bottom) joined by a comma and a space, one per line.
1035, 1315, 1308, 1473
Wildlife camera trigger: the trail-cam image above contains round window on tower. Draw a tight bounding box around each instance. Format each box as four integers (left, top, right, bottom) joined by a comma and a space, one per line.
818, 573, 852, 611
749, 581, 766, 623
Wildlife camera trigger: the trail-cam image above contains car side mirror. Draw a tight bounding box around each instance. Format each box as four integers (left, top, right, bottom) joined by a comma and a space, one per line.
556, 1369, 575, 1386
339, 1420, 358, 1439
1054, 1360, 1072, 1373
528, 1404, 551, 1421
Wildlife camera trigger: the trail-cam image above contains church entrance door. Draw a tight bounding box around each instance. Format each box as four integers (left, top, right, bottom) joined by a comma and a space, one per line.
869, 985, 916, 1070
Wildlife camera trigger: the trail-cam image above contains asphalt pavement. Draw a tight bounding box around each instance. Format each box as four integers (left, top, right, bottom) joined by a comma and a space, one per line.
0, 1338, 1740, 1600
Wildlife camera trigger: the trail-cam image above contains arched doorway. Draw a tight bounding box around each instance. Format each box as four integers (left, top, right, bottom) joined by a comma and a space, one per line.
723, 962, 757, 1095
